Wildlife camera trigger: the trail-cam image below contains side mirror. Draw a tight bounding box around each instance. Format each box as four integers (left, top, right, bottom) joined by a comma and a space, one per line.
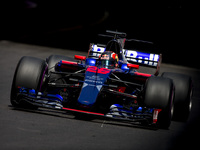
127, 63, 139, 69
74, 55, 86, 61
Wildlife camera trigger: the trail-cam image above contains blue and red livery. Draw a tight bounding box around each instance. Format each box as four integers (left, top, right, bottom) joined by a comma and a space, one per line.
10, 30, 193, 129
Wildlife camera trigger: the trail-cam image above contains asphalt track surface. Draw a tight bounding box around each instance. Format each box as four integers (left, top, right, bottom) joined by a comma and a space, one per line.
0, 40, 200, 150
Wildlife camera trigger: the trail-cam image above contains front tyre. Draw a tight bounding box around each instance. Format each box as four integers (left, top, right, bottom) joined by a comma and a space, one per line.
144, 77, 174, 129
10, 56, 47, 108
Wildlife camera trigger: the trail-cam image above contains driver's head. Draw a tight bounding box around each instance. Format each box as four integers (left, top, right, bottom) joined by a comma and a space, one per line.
100, 51, 118, 68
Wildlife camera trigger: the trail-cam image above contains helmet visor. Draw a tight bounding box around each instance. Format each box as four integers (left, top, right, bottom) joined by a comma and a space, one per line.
100, 60, 114, 68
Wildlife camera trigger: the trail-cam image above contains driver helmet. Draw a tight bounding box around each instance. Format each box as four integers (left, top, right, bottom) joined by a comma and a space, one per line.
100, 51, 119, 68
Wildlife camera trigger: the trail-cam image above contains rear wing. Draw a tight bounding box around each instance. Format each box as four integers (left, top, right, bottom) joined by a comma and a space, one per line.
123, 49, 162, 75
87, 44, 162, 75
88, 43, 106, 58
123, 49, 161, 68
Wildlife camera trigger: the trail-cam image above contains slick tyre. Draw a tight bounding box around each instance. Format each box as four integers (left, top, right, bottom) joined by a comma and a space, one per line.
47, 55, 71, 73
47, 55, 71, 83
10, 56, 47, 108
162, 72, 193, 121
144, 76, 174, 129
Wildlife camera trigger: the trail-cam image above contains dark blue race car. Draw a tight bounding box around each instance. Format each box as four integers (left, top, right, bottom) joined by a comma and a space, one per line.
11, 30, 193, 129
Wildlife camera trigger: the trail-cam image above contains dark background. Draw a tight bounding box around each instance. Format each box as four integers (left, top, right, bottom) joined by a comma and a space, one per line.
0, 0, 198, 68
0, 1, 200, 149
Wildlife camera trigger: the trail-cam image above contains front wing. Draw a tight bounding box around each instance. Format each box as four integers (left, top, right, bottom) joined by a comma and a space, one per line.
15, 88, 161, 126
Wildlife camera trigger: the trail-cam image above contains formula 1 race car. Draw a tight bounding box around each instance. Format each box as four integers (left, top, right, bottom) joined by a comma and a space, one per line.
10, 30, 193, 129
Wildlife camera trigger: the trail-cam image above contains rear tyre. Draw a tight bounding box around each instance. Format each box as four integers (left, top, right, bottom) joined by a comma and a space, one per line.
144, 77, 174, 129
47, 55, 71, 83
10, 56, 47, 108
47, 55, 71, 73
162, 72, 192, 121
